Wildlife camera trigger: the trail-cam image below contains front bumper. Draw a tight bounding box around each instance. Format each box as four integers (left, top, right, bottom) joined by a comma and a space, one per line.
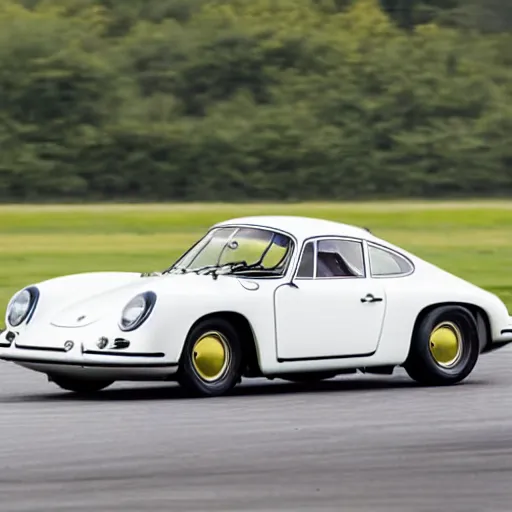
501, 318, 512, 338
0, 328, 178, 378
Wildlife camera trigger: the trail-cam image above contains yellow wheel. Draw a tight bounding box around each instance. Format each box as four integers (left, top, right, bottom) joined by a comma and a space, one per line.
428, 321, 463, 368
404, 305, 479, 386
191, 331, 230, 382
178, 318, 243, 397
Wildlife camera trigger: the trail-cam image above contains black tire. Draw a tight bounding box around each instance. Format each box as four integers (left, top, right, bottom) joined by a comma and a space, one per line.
177, 318, 244, 397
404, 305, 480, 386
50, 375, 114, 394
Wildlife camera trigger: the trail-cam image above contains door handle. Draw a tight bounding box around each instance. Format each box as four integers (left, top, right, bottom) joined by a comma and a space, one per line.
360, 293, 383, 303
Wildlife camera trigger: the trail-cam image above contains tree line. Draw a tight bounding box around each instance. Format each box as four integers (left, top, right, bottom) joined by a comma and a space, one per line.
0, 0, 511, 202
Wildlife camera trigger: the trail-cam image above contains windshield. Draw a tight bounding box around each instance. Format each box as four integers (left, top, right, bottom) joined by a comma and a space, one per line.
169, 226, 294, 277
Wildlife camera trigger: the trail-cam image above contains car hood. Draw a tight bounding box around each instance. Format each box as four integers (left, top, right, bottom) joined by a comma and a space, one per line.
49, 272, 243, 328
50, 275, 164, 327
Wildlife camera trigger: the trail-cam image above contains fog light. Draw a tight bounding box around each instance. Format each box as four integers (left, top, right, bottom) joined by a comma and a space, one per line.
97, 337, 108, 349
113, 338, 130, 349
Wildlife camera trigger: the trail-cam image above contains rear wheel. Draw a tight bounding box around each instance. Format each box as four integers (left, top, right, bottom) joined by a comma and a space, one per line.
404, 305, 480, 386
177, 318, 243, 397
50, 376, 114, 394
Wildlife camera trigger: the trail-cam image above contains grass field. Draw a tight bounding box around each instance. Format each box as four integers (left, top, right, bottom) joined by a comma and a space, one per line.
0, 201, 511, 328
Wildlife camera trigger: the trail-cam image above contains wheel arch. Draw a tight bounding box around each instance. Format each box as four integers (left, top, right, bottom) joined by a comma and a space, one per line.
410, 301, 491, 355
182, 311, 262, 377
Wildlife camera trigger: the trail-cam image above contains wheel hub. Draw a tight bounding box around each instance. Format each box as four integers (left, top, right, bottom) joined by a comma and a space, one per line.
191, 331, 229, 381
429, 321, 463, 368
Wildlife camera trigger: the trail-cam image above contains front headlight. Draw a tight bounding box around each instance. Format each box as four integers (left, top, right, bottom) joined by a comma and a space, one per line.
119, 292, 156, 332
6, 287, 39, 327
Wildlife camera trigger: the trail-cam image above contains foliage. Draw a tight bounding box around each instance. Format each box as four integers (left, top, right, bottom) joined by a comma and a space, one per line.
0, 0, 511, 201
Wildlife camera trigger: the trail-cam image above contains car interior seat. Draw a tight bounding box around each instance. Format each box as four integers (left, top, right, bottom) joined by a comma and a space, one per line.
316, 251, 358, 277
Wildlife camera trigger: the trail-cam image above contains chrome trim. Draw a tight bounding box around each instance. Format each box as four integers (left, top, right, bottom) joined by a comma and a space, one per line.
0, 354, 176, 368
171, 223, 298, 281
366, 241, 415, 278
119, 291, 157, 332
82, 350, 165, 358
313, 240, 318, 279
293, 235, 367, 280
6, 286, 40, 328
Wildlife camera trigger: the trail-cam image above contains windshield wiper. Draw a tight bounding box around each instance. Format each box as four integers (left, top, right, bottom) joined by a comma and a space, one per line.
193, 261, 243, 278
191, 264, 226, 275
225, 262, 265, 273
163, 261, 266, 279
161, 266, 189, 275
140, 270, 163, 277
204, 261, 267, 279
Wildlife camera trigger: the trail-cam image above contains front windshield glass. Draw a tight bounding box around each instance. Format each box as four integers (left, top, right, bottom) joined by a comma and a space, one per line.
170, 226, 294, 277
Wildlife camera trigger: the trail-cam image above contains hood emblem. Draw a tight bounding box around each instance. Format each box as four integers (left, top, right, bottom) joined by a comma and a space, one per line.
64, 340, 74, 352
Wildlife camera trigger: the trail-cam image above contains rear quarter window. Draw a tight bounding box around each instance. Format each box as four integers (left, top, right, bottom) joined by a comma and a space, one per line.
368, 244, 413, 277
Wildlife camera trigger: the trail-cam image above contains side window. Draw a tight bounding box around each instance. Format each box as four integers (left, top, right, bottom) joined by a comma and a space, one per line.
316, 239, 365, 278
369, 245, 413, 276
296, 242, 314, 278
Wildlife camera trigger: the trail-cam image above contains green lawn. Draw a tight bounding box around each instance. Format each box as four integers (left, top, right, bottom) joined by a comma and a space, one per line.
1, 201, 511, 328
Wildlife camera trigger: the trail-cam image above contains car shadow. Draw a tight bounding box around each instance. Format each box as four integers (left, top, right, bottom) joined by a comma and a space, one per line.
0, 374, 489, 403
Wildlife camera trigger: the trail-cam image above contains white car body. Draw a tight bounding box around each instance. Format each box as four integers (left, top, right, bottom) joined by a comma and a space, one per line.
1, 215, 512, 385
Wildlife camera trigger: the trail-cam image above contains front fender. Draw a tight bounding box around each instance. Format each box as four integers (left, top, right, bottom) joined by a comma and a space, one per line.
145, 277, 279, 366
5, 272, 141, 330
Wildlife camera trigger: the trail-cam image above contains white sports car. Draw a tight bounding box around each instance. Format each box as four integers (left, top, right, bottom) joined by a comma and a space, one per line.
1, 215, 512, 397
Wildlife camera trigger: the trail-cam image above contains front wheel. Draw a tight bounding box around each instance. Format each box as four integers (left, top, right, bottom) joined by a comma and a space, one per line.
50, 375, 114, 394
177, 318, 243, 397
404, 305, 480, 386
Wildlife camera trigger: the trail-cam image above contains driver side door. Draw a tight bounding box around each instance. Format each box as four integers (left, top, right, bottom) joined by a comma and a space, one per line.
274, 237, 387, 361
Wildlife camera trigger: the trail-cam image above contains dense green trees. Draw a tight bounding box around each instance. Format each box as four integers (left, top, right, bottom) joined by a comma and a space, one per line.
0, 0, 510, 201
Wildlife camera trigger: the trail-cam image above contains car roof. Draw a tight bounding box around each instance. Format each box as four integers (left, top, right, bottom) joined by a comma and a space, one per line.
213, 215, 378, 242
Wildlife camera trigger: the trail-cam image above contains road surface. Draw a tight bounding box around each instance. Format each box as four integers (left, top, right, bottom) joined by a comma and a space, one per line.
1, 348, 512, 511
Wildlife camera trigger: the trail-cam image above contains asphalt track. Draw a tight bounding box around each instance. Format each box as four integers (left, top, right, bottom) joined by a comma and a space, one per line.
1, 348, 512, 512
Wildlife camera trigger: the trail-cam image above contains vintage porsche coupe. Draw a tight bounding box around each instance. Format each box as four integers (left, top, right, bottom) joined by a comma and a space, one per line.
1, 215, 512, 397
